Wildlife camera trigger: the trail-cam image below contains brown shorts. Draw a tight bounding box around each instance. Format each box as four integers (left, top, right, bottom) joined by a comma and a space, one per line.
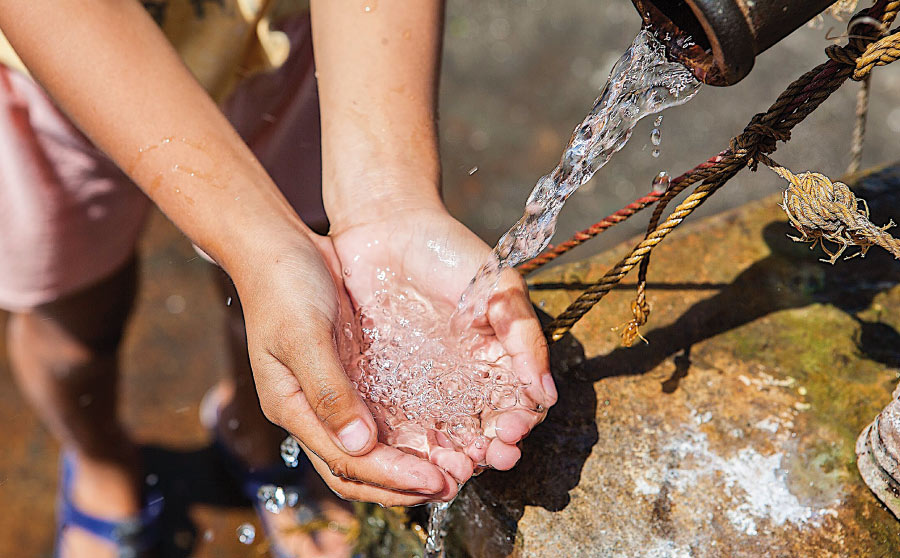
0, 14, 324, 311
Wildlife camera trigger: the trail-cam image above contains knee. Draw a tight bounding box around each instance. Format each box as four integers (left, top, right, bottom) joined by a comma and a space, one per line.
7, 311, 117, 382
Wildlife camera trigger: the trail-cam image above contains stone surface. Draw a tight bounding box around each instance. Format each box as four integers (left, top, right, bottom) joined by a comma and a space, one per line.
450, 164, 900, 557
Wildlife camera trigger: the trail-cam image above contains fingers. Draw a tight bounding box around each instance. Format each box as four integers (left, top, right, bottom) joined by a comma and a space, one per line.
488, 270, 557, 408
272, 313, 379, 455
300, 439, 459, 506
485, 438, 521, 471
493, 409, 535, 444
429, 446, 475, 484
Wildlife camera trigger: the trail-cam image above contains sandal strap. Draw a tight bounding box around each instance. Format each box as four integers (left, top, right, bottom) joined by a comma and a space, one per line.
58, 453, 164, 557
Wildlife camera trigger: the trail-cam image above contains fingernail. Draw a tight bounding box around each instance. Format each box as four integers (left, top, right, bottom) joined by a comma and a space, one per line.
542, 374, 558, 404
338, 419, 370, 453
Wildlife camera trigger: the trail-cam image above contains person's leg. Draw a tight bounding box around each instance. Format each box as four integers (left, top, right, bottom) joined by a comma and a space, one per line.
7, 258, 142, 558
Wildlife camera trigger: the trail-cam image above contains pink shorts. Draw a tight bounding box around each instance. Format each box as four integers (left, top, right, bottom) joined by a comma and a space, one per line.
0, 14, 324, 312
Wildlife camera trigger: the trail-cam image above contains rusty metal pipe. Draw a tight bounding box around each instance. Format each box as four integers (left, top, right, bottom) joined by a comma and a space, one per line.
630, 0, 836, 86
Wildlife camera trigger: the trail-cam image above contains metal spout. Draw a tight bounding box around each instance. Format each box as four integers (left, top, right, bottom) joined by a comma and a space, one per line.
630, 0, 836, 86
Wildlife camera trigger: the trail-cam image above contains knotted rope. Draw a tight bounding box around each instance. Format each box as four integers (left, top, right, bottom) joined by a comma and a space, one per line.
527, 0, 900, 343
770, 163, 900, 262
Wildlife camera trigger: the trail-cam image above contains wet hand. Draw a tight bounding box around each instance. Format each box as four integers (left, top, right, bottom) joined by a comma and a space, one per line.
330, 205, 558, 484
231, 231, 458, 506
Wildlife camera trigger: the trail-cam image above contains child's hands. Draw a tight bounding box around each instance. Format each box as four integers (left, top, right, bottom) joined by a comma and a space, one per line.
232, 231, 458, 506
330, 203, 558, 485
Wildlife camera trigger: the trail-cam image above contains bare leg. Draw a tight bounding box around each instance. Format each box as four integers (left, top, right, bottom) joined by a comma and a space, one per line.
210, 271, 355, 558
7, 259, 141, 558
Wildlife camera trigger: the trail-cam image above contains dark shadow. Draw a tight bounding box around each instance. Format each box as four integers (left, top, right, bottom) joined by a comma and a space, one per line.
140, 444, 253, 558
661, 347, 692, 394
852, 313, 900, 368
450, 308, 597, 558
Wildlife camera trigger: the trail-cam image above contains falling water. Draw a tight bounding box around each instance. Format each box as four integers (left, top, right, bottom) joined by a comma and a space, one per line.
451, 28, 700, 332
424, 500, 454, 558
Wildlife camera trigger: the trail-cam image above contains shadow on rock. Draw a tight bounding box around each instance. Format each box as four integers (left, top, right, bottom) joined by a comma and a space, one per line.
574, 218, 900, 385
449, 308, 597, 558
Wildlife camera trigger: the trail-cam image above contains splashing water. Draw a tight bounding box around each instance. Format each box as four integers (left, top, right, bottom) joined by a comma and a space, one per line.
280, 435, 301, 468
236, 523, 255, 545
342, 270, 540, 461
451, 28, 700, 331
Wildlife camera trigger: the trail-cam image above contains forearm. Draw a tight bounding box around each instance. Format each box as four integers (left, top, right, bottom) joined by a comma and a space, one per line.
0, 0, 312, 280
311, 0, 445, 232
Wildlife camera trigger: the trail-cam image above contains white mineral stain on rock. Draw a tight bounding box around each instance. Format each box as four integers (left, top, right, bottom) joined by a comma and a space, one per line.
632, 428, 837, 536
628, 538, 694, 558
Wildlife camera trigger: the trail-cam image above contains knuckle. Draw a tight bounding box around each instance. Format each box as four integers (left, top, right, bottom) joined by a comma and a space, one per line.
313, 385, 350, 425
325, 456, 352, 480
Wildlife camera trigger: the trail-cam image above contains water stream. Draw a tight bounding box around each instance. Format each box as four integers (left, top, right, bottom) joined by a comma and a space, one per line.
450, 28, 700, 333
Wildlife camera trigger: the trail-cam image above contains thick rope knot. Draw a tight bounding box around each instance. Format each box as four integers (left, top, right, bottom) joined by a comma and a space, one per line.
771, 166, 900, 263
730, 121, 790, 170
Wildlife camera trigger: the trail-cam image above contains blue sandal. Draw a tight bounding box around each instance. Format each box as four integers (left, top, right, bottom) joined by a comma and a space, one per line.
56, 452, 164, 558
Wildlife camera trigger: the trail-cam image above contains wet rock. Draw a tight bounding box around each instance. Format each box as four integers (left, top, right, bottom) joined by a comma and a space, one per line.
450, 164, 900, 557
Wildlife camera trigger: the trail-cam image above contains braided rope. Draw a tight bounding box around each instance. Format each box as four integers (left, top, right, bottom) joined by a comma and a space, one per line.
847, 74, 871, 175
538, 0, 899, 343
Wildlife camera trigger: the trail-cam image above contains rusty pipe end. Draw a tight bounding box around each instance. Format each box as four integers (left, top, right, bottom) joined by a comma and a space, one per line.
631, 0, 835, 86
631, 0, 755, 86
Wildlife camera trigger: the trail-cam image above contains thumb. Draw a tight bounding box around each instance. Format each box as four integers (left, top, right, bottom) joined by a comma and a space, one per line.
278, 311, 378, 456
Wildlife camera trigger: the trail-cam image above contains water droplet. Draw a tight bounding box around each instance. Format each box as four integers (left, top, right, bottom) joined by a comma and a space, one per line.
650, 128, 661, 146
280, 436, 301, 468
237, 524, 255, 544
654, 115, 663, 127
651, 148, 660, 158
225, 296, 232, 306
652, 171, 670, 193
343, 267, 352, 277
257, 484, 287, 514
467, 166, 479, 175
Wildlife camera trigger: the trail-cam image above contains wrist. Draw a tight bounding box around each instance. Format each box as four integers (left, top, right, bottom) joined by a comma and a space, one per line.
324, 171, 445, 235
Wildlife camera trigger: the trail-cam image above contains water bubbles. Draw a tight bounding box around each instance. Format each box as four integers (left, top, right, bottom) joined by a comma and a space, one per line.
652, 171, 670, 193
236, 523, 255, 544
257, 484, 287, 514
280, 436, 301, 468
349, 276, 536, 461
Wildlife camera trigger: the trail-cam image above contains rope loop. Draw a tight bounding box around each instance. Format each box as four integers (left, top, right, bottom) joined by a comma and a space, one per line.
730, 119, 790, 170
